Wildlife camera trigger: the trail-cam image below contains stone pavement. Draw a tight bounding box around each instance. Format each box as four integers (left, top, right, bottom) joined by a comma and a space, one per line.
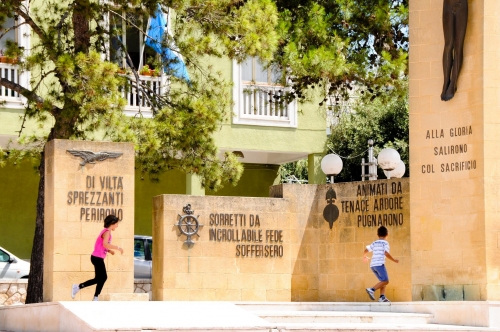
1, 301, 500, 331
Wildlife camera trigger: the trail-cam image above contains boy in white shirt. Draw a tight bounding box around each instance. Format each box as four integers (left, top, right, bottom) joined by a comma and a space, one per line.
363, 226, 399, 302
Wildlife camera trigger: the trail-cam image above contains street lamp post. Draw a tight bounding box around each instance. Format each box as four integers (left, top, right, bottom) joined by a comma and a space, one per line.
378, 148, 402, 171
384, 160, 406, 179
361, 139, 377, 181
320, 154, 343, 183
361, 139, 404, 181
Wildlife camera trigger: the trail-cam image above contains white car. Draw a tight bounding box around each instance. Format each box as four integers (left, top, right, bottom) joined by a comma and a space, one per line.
134, 235, 152, 279
0, 246, 30, 279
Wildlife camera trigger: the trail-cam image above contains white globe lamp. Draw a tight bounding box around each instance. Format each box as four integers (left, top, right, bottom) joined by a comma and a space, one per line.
377, 148, 401, 171
321, 154, 343, 183
383, 160, 406, 179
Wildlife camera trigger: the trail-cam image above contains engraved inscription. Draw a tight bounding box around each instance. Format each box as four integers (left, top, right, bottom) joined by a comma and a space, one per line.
422, 126, 476, 174
208, 213, 284, 258
67, 175, 125, 221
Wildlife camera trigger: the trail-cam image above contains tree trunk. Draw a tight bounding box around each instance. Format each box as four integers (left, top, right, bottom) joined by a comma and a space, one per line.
25, 148, 46, 304
72, 0, 91, 54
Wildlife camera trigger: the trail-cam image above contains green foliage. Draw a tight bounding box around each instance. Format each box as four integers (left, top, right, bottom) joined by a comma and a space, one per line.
0, 138, 43, 169
278, 159, 308, 184
110, 68, 245, 190
326, 92, 409, 182
170, 0, 279, 62
273, 0, 408, 104
277, 87, 409, 185
0, 0, 280, 190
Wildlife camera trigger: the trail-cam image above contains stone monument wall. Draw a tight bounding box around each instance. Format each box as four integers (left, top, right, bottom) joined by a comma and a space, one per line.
152, 178, 410, 302
44, 139, 135, 301
409, 0, 500, 300
152, 195, 292, 301
274, 179, 411, 302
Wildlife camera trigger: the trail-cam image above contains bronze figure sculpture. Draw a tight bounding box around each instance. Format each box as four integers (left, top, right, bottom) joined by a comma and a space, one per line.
441, 0, 468, 101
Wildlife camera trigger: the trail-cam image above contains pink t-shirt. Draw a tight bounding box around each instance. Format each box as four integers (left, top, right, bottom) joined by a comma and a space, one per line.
92, 228, 112, 259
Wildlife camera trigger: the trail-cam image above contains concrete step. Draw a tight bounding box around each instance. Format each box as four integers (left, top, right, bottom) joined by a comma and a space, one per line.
236, 302, 500, 331
238, 301, 407, 313
271, 322, 500, 331
255, 310, 433, 325
3, 301, 500, 332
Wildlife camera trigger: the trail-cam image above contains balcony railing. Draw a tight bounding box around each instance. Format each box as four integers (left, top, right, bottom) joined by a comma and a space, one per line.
233, 83, 297, 127
0, 64, 169, 114
242, 85, 289, 117
0, 62, 24, 108
122, 74, 169, 117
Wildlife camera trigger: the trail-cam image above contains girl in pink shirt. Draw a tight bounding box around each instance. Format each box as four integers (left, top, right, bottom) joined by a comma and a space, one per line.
71, 215, 123, 301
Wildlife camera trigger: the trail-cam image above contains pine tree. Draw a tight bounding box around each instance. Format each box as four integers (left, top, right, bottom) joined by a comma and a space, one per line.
0, 0, 279, 303
273, 0, 408, 105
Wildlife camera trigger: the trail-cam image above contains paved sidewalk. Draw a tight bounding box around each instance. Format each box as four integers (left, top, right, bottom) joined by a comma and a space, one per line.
2, 301, 500, 331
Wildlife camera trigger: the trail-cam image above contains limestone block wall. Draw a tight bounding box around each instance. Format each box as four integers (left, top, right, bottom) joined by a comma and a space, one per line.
273, 180, 411, 302
152, 195, 291, 301
1, 280, 150, 305
44, 140, 135, 301
134, 279, 152, 300
0, 280, 27, 306
152, 179, 410, 302
409, 0, 500, 300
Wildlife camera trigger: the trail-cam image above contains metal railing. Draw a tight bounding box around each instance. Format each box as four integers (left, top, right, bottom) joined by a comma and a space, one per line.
0, 63, 170, 113
122, 74, 169, 115
0, 62, 21, 101
241, 84, 291, 119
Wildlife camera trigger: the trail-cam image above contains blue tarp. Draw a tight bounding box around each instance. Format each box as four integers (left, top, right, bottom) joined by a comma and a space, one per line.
145, 5, 190, 82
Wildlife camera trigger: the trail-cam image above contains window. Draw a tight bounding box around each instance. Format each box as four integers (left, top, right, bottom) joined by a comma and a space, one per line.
241, 57, 281, 85
107, 11, 168, 117
0, 13, 30, 108
146, 238, 152, 259
1, 13, 30, 60
0, 249, 10, 262
108, 13, 158, 72
0, 17, 16, 56
134, 239, 145, 259
233, 57, 297, 128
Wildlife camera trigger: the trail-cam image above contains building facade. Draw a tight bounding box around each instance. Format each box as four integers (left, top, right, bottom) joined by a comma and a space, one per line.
0, 6, 328, 257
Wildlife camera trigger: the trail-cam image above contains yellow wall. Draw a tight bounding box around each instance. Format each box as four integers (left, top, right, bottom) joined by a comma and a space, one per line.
0, 162, 38, 259
152, 179, 410, 302
152, 194, 292, 301
280, 180, 410, 302
0, 162, 278, 259
409, 0, 500, 300
43, 140, 135, 301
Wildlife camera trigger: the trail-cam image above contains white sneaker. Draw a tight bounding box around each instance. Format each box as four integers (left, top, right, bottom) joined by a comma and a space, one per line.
379, 296, 391, 302
365, 288, 375, 300
71, 284, 80, 299
93, 296, 98, 301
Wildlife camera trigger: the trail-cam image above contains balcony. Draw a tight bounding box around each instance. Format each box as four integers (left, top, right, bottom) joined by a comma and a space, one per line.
232, 58, 297, 128
0, 63, 168, 115
233, 83, 297, 128
122, 74, 169, 118
0, 61, 25, 109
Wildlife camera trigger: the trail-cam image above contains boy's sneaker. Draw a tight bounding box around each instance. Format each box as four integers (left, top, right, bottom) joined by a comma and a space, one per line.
71, 284, 80, 299
365, 288, 375, 300
93, 296, 99, 301
379, 296, 391, 302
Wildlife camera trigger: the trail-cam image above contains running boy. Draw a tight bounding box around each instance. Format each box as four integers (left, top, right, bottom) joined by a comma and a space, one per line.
363, 226, 399, 302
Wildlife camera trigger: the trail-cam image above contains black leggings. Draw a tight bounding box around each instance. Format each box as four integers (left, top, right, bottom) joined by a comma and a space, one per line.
80, 255, 107, 297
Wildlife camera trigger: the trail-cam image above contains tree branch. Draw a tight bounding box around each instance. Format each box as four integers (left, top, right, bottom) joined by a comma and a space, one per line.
15, 5, 57, 62
31, 69, 57, 92
56, 8, 73, 51
17, 109, 28, 137
0, 77, 44, 106
0, 21, 28, 41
